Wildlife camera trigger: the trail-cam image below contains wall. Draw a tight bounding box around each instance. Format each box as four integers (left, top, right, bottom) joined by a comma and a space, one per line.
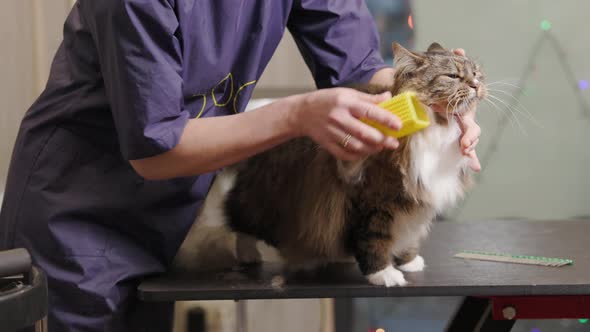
254, 32, 316, 97
0, 0, 75, 190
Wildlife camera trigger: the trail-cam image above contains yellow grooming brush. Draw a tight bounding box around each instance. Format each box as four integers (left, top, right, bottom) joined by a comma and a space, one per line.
363, 91, 430, 138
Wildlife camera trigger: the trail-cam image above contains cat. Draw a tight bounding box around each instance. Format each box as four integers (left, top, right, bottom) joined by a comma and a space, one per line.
174, 42, 487, 287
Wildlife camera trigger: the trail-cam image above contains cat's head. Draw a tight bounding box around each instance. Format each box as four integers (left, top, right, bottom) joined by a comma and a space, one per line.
392, 42, 487, 117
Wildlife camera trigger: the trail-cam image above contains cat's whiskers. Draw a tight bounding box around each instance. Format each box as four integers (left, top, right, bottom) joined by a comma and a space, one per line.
452, 96, 466, 118
487, 89, 535, 123
481, 97, 522, 134
448, 91, 470, 119
428, 93, 460, 123
486, 88, 543, 129
446, 90, 459, 105
461, 98, 474, 116
445, 96, 461, 122
486, 81, 523, 90
445, 89, 469, 122
446, 93, 460, 123
445, 91, 460, 123
447, 96, 462, 122
486, 94, 528, 136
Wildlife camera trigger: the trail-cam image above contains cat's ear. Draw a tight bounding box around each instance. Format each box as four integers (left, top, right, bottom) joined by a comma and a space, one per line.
392, 43, 425, 68
427, 42, 447, 53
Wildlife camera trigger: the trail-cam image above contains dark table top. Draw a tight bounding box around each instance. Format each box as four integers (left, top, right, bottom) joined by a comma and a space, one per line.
139, 220, 590, 302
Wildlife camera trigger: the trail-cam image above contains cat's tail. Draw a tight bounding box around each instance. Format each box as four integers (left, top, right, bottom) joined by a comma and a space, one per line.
171, 168, 239, 270
199, 168, 237, 227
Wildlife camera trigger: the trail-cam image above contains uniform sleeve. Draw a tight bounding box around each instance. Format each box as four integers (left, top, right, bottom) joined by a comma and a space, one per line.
80, 0, 188, 160
287, 0, 390, 89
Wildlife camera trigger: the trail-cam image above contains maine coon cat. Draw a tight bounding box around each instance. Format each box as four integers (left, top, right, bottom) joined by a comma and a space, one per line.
174, 42, 487, 287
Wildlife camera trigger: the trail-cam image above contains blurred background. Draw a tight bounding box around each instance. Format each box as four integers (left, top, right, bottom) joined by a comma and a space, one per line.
1, 0, 589, 331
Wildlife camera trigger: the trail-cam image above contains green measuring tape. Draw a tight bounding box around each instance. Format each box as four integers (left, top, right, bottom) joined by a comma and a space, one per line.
455, 250, 573, 267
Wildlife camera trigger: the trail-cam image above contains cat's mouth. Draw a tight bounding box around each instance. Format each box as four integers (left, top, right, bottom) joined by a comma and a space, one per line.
429, 94, 481, 116
429, 100, 475, 115
428, 85, 487, 116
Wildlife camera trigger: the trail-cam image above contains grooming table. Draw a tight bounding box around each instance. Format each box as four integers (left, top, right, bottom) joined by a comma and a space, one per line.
139, 220, 590, 332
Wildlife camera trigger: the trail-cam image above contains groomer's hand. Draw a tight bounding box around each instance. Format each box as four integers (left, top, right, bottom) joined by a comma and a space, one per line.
453, 48, 482, 172
291, 88, 402, 161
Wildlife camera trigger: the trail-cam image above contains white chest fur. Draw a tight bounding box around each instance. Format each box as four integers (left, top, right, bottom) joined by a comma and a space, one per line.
408, 119, 470, 212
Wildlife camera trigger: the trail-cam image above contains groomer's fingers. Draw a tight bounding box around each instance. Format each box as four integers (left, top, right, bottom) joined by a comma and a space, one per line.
461, 122, 481, 152
332, 111, 399, 150
462, 106, 477, 121
324, 140, 367, 161
465, 137, 479, 153
467, 150, 481, 172
348, 99, 402, 131
327, 109, 385, 146
354, 90, 393, 104
310, 129, 359, 161
457, 110, 481, 153
453, 48, 466, 56
327, 125, 382, 156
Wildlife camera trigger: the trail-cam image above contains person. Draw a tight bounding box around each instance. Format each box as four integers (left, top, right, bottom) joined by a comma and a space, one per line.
0, 1, 481, 331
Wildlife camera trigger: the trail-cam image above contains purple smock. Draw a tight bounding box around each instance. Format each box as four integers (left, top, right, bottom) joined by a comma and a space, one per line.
0, 0, 387, 330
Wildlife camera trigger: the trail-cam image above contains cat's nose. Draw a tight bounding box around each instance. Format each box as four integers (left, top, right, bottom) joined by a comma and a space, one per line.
468, 79, 480, 89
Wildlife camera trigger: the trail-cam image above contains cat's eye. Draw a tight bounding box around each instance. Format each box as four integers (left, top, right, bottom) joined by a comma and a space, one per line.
445, 74, 460, 79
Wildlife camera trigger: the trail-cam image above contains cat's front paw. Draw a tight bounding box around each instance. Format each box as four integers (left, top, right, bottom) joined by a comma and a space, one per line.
235, 235, 262, 264
237, 247, 262, 264
398, 255, 425, 272
366, 265, 407, 287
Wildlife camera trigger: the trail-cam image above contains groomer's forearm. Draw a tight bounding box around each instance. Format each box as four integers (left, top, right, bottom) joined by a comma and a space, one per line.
130, 96, 301, 180
369, 67, 395, 86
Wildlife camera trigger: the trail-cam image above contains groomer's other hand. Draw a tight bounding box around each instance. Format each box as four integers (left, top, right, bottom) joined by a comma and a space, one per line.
291, 88, 402, 161
457, 108, 481, 172
452, 48, 482, 172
